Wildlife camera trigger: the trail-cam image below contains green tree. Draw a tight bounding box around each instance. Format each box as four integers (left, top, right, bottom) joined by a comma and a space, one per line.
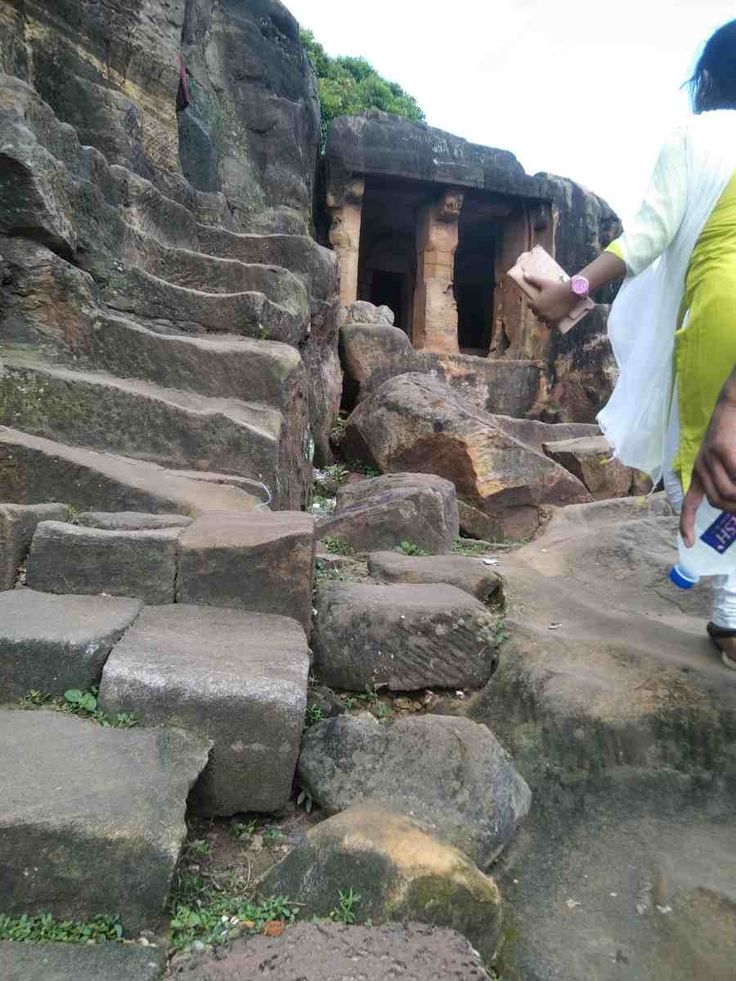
301, 29, 425, 146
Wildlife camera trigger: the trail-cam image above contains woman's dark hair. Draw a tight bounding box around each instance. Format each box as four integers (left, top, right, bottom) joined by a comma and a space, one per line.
690, 20, 736, 112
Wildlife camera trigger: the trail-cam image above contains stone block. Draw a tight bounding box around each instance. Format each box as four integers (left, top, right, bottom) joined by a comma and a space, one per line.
176, 512, 315, 632
318, 473, 459, 554
0, 710, 210, 930
312, 581, 498, 691
0, 503, 69, 590
26, 522, 179, 603
99, 605, 310, 816
0, 590, 142, 702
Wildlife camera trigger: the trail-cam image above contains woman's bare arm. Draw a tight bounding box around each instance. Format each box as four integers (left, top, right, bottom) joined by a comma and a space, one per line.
525, 252, 627, 324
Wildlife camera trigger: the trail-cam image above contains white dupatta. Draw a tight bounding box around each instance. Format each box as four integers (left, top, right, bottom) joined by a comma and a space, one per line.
598, 110, 736, 484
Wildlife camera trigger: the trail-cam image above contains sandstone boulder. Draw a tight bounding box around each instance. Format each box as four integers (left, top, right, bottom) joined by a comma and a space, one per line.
299, 714, 531, 866
368, 550, 502, 604
339, 303, 540, 416
342, 373, 590, 539
543, 435, 635, 500
170, 922, 490, 981
317, 473, 459, 554
261, 804, 502, 960
77, 511, 193, 531
312, 581, 498, 691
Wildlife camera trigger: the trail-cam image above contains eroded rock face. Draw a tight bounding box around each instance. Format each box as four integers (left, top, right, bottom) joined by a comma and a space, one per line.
342, 373, 591, 539
261, 804, 503, 960
180, 0, 320, 234
0, 6, 340, 491
299, 714, 531, 867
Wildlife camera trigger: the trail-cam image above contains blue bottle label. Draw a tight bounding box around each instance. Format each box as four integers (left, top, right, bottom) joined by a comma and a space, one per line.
701, 511, 736, 554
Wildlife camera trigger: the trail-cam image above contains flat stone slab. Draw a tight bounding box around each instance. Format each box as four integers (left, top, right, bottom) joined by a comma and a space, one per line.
0, 940, 166, 980
176, 511, 315, 632
368, 551, 502, 604
0, 709, 210, 930
171, 922, 491, 980
312, 581, 498, 691
0, 502, 69, 589
77, 511, 193, 531
317, 473, 459, 554
99, 605, 309, 816
299, 714, 530, 867
0, 589, 142, 702
26, 521, 179, 603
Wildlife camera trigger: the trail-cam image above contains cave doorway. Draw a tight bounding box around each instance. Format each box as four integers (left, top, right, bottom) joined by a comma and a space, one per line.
453, 206, 499, 356
358, 177, 431, 334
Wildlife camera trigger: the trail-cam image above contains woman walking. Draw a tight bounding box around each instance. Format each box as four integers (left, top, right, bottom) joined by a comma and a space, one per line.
527, 19, 736, 668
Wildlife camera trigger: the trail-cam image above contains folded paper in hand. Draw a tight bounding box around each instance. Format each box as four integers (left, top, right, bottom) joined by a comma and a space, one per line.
506, 245, 594, 335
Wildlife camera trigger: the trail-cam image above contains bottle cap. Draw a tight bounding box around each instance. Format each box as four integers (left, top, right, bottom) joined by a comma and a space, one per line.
669, 565, 699, 590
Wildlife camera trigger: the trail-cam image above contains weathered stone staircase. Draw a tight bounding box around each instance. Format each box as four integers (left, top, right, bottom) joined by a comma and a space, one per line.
0, 73, 339, 513
0, 501, 315, 935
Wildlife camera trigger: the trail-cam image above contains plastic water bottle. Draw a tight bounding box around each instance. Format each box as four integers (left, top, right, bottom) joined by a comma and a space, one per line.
670, 500, 736, 589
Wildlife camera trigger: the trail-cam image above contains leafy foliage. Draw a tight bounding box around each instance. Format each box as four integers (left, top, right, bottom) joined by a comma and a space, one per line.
398, 540, 429, 557
322, 536, 355, 556
0, 912, 123, 944
301, 28, 424, 144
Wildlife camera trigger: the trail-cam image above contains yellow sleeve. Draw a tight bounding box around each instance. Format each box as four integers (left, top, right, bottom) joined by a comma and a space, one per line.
605, 239, 625, 262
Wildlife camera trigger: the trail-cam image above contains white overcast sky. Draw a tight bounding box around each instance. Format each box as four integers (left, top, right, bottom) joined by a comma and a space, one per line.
287, 0, 735, 224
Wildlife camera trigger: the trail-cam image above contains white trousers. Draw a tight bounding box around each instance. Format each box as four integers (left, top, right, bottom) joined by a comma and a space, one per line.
664, 469, 736, 629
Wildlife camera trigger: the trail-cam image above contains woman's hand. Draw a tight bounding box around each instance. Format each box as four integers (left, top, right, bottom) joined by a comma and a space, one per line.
680, 370, 736, 546
524, 274, 577, 326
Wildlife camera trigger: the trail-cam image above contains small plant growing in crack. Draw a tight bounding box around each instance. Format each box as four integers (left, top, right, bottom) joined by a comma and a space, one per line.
329, 888, 361, 925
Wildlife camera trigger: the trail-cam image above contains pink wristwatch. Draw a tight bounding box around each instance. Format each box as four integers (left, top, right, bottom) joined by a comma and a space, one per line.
570, 275, 590, 298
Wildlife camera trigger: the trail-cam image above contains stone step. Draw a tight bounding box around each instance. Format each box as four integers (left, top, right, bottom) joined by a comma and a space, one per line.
312, 581, 499, 692
99, 604, 310, 817
0, 589, 141, 702
101, 266, 308, 345
0, 428, 262, 515
195, 226, 338, 304
80, 311, 310, 411
367, 551, 503, 605
0, 941, 166, 981
0, 502, 69, 589
0, 708, 210, 930
176, 511, 316, 633
26, 522, 180, 604
0, 357, 309, 508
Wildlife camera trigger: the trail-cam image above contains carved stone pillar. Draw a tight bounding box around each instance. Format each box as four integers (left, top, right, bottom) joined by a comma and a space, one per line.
412, 188, 464, 353
326, 179, 365, 307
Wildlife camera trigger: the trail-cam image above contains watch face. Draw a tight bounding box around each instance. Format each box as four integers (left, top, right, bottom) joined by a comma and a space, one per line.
571, 276, 589, 296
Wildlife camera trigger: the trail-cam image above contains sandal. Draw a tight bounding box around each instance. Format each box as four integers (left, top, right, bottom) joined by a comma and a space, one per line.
707, 622, 736, 671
